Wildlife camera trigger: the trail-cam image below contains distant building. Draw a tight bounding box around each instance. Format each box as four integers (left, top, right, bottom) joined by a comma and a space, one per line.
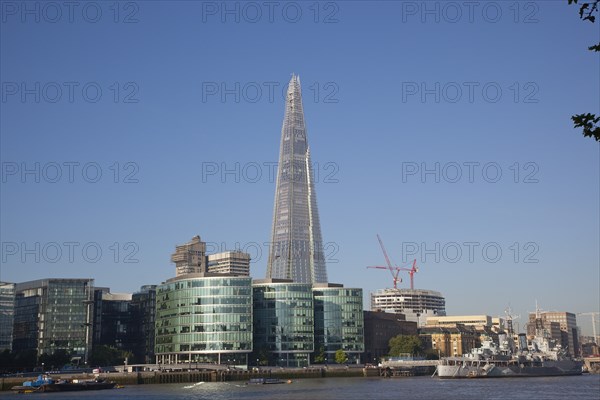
252, 279, 314, 367
371, 288, 446, 326
207, 251, 250, 276
92, 290, 134, 354
171, 235, 207, 276
13, 279, 94, 362
424, 315, 504, 353
312, 283, 364, 364
420, 324, 479, 357
491, 317, 506, 333
426, 315, 493, 330
527, 311, 579, 357
526, 318, 562, 346
0, 282, 16, 352
131, 285, 157, 364
363, 311, 417, 364
580, 336, 599, 357
155, 273, 253, 366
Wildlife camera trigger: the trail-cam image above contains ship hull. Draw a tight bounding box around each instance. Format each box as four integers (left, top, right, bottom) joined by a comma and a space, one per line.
437, 361, 583, 378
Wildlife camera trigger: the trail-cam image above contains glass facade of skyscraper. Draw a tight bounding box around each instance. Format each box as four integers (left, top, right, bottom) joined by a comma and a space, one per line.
252, 279, 314, 367
267, 75, 328, 284
313, 284, 364, 364
13, 279, 93, 360
155, 273, 252, 366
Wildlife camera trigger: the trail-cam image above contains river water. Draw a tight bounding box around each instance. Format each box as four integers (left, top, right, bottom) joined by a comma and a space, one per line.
1, 375, 599, 399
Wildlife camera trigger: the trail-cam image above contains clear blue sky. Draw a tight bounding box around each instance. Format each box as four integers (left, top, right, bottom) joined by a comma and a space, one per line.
1, 1, 598, 335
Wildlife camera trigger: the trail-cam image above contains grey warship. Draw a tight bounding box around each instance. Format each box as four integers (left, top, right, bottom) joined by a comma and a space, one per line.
437, 325, 583, 378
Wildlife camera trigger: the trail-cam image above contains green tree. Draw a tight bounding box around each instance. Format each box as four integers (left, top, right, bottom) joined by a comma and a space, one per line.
423, 349, 440, 360
251, 346, 270, 366
89, 345, 129, 366
39, 349, 71, 369
313, 346, 326, 364
334, 349, 348, 364
388, 335, 423, 357
568, 0, 600, 141
12, 349, 37, 371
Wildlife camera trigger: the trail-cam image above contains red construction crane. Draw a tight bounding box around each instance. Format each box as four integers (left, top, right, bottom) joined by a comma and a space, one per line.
366, 265, 403, 289
367, 234, 419, 289
397, 259, 419, 290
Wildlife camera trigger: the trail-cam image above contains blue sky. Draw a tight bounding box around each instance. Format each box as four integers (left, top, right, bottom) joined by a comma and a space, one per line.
1, 1, 599, 335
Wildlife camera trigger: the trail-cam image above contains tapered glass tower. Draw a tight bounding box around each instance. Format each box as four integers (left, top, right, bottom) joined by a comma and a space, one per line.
266, 75, 328, 284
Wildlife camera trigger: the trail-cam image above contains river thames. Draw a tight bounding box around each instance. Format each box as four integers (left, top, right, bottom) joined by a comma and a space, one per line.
1, 375, 599, 399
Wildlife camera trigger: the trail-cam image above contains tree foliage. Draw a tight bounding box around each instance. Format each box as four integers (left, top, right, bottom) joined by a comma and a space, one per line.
334, 349, 348, 364
388, 335, 423, 357
0, 349, 38, 372
89, 345, 130, 366
568, 0, 600, 141
313, 346, 326, 364
39, 349, 71, 369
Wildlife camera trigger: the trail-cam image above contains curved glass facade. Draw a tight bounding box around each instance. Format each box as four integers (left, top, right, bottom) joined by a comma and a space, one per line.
155, 275, 252, 366
252, 281, 314, 367
313, 287, 364, 364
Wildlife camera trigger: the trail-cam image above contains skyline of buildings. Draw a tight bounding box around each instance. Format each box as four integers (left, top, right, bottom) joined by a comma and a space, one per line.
266, 74, 328, 285
0, 274, 595, 368
0, 71, 597, 366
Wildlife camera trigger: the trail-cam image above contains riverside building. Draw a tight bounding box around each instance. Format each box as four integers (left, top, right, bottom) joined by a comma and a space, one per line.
155, 273, 253, 367
252, 279, 314, 367
13, 278, 94, 361
312, 283, 364, 364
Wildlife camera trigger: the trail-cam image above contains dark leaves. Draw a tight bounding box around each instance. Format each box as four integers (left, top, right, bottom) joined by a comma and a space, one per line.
572, 113, 600, 141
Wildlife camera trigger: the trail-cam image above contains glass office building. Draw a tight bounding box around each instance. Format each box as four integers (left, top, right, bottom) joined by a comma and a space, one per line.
313, 284, 364, 364
155, 273, 253, 366
131, 285, 157, 364
252, 279, 314, 367
13, 279, 94, 361
0, 282, 16, 352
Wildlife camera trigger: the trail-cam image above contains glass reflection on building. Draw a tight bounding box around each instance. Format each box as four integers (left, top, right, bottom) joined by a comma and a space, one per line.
313, 284, 364, 364
252, 279, 314, 367
155, 273, 252, 367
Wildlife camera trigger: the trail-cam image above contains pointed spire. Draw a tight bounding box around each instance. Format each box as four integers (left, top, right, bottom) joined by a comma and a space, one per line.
267, 73, 328, 284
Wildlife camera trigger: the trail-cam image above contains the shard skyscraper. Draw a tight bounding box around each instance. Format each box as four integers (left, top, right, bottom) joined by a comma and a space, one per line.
266, 74, 328, 284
